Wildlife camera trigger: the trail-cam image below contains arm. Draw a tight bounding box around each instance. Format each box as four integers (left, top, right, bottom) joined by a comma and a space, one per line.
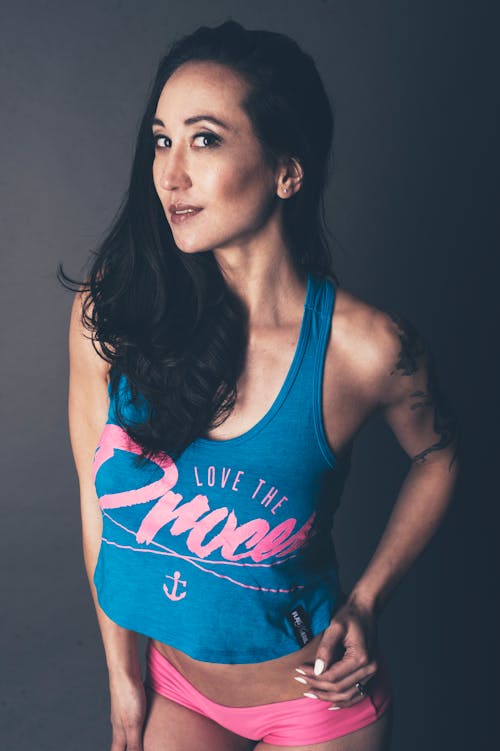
347, 309, 461, 616
297, 308, 461, 706
68, 290, 146, 747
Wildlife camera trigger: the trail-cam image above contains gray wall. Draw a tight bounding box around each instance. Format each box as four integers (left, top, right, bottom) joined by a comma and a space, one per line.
1, 1, 497, 749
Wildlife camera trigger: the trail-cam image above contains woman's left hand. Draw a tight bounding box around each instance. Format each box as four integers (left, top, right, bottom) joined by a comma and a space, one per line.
294, 597, 380, 709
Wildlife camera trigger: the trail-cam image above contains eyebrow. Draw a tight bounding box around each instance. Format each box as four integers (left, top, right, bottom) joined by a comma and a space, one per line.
152, 114, 233, 131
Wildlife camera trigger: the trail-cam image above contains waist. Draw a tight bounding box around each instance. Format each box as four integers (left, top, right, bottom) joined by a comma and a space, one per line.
149, 630, 326, 706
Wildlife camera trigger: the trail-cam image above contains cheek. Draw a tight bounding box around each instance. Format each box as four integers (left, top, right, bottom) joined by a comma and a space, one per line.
208, 159, 273, 207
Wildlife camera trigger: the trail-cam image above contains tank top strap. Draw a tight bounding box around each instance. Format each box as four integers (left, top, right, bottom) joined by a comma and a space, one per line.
274, 272, 337, 468
291, 271, 335, 379
305, 272, 335, 318
310, 274, 337, 467
301, 270, 336, 382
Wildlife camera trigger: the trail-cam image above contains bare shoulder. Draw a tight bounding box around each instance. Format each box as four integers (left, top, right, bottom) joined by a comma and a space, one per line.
69, 288, 111, 380
330, 284, 412, 398
331, 284, 460, 466
68, 288, 112, 481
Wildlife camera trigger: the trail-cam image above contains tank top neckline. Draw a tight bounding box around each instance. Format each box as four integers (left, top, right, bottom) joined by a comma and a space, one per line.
194, 271, 315, 448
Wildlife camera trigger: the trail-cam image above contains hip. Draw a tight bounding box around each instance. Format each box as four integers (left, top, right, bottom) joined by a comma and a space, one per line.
145, 637, 393, 746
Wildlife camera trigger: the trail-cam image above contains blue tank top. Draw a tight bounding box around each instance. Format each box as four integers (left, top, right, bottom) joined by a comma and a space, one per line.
92, 272, 352, 663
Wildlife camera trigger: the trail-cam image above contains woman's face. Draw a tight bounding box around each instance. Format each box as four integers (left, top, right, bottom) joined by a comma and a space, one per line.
152, 61, 281, 255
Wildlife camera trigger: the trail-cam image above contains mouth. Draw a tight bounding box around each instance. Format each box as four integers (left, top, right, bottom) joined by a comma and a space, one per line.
169, 208, 204, 224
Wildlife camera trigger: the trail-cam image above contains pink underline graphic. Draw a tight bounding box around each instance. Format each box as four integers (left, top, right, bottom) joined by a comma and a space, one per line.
101, 538, 303, 593
101, 512, 304, 593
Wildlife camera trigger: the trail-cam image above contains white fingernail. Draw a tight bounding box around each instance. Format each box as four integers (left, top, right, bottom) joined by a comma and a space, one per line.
294, 676, 308, 684
328, 705, 341, 711
295, 667, 307, 675
313, 658, 325, 675
303, 691, 319, 699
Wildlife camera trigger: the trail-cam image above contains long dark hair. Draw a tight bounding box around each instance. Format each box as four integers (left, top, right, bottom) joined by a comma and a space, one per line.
57, 19, 340, 464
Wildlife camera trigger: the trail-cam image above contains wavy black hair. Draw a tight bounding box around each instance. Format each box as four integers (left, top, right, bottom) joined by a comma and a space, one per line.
57, 19, 340, 464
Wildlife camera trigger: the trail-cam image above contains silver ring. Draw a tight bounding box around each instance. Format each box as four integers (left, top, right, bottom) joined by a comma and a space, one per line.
355, 680, 368, 697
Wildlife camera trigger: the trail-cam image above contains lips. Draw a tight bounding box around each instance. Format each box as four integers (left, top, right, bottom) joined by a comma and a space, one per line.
169, 207, 203, 224
169, 202, 203, 214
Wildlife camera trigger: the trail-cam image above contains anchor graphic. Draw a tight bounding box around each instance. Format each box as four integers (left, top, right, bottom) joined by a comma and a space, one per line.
163, 571, 187, 601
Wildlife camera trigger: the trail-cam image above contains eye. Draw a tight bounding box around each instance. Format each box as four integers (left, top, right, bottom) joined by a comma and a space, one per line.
192, 132, 221, 148
152, 132, 221, 150
153, 134, 169, 149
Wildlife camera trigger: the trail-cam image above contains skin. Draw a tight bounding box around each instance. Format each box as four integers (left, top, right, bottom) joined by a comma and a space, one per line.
95, 59, 460, 750
151, 59, 306, 322
385, 310, 460, 469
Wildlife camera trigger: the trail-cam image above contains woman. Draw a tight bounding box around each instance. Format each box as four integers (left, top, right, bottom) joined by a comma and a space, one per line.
60, 20, 460, 751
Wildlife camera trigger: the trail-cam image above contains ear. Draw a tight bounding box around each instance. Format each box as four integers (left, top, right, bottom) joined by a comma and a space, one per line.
276, 156, 304, 199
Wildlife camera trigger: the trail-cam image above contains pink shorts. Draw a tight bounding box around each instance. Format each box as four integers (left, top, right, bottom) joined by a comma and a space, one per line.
144, 640, 393, 746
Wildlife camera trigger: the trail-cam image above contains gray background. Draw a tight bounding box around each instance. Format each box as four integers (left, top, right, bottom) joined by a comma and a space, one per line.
1, 1, 497, 749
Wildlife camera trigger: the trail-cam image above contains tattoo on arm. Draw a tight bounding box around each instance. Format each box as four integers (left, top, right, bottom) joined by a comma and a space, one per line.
386, 311, 460, 470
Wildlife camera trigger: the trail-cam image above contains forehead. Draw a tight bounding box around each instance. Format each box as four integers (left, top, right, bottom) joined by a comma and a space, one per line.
155, 61, 250, 125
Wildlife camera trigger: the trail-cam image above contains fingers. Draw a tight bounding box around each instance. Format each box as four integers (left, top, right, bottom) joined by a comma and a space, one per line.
330, 655, 378, 686
125, 731, 144, 751
298, 662, 377, 694
110, 727, 144, 751
110, 735, 126, 751
303, 654, 379, 685
293, 657, 379, 707
294, 598, 380, 708
311, 622, 346, 674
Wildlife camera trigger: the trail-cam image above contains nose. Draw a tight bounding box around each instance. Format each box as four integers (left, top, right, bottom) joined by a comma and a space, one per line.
158, 148, 192, 191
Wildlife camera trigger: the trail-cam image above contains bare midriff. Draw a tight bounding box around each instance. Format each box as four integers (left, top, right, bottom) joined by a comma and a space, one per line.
150, 630, 325, 707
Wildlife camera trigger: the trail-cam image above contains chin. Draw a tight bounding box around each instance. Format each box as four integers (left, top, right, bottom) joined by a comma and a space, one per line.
174, 240, 214, 255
